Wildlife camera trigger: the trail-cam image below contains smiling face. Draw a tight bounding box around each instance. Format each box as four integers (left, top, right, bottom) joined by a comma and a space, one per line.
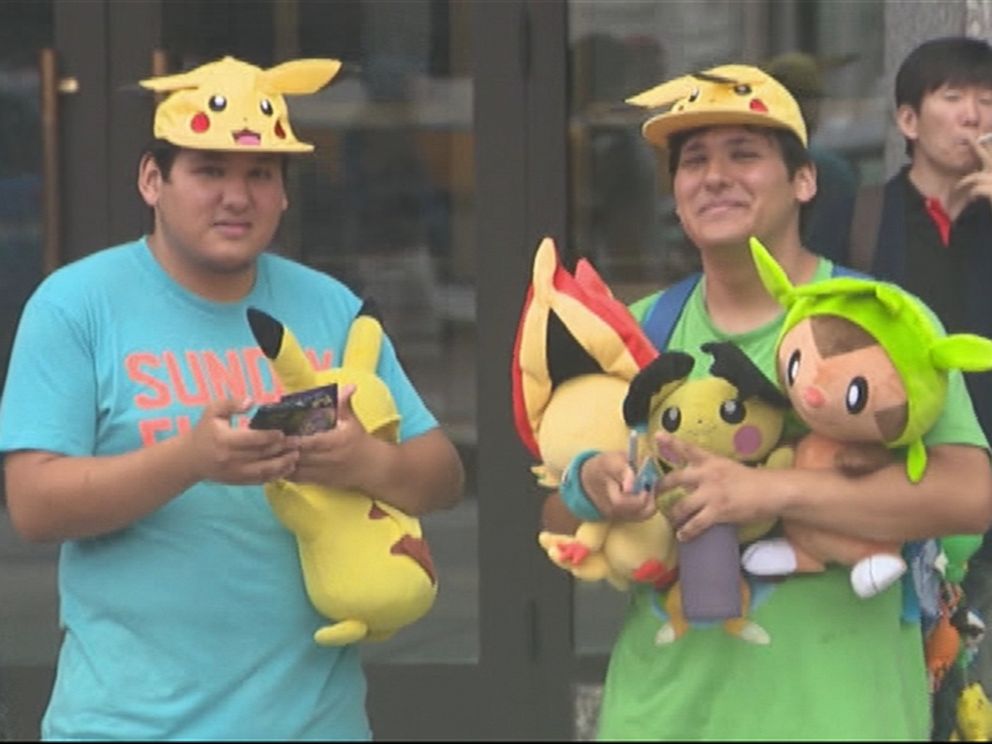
898, 83, 992, 177
139, 148, 288, 299
672, 126, 815, 252
778, 315, 908, 444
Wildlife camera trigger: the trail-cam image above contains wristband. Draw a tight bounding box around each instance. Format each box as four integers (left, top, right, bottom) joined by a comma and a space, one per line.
559, 449, 604, 521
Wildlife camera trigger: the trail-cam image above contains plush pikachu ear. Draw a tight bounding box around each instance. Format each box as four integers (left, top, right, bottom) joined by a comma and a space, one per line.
258, 58, 342, 95
622, 352, 695, 428
930, 334, 992, 373
341, 300, 385, 373
139, 67, 206, 93
626, 74, 696, 108
749, 236, 795, 307
246, 307, 319, 393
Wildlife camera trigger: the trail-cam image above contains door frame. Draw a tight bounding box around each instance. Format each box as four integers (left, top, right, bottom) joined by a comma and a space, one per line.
366, 1, 581, 739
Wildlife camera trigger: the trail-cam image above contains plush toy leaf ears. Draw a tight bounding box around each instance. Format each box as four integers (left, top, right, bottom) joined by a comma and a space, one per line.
140, 56, 342, 153
511, 237, 658, 458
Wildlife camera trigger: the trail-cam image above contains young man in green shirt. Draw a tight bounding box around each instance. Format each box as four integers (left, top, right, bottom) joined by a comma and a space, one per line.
561, 63, 992, 739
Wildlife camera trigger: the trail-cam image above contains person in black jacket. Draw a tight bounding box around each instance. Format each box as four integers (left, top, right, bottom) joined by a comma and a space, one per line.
866, 36, 992, 740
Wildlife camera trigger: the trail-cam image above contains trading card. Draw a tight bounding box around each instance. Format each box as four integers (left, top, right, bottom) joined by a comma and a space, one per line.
249, 383, 338, 435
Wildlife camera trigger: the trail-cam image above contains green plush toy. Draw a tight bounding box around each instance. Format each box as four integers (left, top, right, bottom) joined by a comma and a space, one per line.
742, 237, 992, 599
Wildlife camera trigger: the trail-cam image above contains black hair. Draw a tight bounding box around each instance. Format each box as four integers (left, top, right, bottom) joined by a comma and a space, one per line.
664, 125, 815, 236
140, 139, 291, 181
895, 37, 992, 156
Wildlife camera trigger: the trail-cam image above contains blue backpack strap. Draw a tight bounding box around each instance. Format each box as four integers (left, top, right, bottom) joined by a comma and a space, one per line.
642, 265, 862, 352
829, 262, 868, 279
642, 272, 701, 350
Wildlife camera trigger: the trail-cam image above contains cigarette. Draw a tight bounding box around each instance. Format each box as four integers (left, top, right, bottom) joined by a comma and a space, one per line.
978, 132, 992, 145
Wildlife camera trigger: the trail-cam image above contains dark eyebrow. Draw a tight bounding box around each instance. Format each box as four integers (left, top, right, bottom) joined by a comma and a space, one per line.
682, 132, 763, 152
190, 151, 281, 166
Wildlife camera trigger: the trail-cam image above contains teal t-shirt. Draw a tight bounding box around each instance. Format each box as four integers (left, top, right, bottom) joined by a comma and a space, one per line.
599, 259, 987, 739
0, 239, 438, 740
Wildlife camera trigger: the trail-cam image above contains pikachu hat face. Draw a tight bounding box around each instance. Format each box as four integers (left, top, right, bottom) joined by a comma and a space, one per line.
626, 63, 807, 148
140, 56, 342, 153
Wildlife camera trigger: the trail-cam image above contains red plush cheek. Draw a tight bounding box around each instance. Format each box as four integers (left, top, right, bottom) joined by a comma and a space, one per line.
733, 424, 763, 457
749, 99, 768, 113
275, 120, 286, 139
190, 112, 210, 133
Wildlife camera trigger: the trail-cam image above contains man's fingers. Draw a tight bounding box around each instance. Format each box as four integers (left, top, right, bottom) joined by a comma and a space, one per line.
336, 383, 358, 424
654, 431, 707, 467
674, 506, 711, 542
208, 396, 254, 420
972, 134, 992, 170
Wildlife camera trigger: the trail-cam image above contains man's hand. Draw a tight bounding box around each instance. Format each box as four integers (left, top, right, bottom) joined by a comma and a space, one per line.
655, 432, 785, 542
580, 450, 658, 522
189, 397, 300, 485
951, 133, 992, 212
287, 383, 382, 490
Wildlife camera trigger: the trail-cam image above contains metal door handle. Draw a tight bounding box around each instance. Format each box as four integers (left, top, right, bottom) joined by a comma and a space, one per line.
38, 47, 78, 275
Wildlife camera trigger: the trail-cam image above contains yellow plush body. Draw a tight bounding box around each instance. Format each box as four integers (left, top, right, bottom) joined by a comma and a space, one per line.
247, 305, 437, 646
511, 238, 675, 591
622, 343, 793, 644
952, 682, 992, 741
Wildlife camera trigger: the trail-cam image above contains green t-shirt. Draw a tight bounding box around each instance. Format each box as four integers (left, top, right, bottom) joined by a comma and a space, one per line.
599, 259, 988, 740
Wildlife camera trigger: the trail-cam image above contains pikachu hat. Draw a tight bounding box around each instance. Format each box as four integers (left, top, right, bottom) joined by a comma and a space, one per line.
139, 56, 342, 153
626, 63, 807, 148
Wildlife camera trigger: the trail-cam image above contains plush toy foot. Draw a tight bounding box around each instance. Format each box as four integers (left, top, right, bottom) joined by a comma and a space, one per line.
555, 541, 590, 566
727, 620, 771, 645
314, 619, 369, 646
850, 554, 907, 598
631, 559, 677, 588
741, 538, 798, 576
655, 623, 678, 646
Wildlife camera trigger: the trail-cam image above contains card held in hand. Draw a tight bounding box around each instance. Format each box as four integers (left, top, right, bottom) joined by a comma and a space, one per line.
249, 383, 338, 435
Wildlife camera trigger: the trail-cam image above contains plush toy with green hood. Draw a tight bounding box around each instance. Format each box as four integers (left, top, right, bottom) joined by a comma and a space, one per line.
741, 237, 992, 599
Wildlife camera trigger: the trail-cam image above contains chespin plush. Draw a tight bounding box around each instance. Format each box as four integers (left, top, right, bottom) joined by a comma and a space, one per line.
246, 301, 437, 646
623, 342, 793, 645
511, 237, 675, 590
742, 237, 992, 599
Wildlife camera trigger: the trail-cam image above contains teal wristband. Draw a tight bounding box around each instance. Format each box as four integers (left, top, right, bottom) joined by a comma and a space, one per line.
559, 449, 603, 521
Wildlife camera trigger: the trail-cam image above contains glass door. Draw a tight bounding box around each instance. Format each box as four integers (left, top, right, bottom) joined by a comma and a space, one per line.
0, 2, 58, 740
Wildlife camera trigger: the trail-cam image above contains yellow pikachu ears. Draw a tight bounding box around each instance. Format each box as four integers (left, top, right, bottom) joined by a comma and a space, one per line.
626, 64, 807, 148
140, 56, 342, 153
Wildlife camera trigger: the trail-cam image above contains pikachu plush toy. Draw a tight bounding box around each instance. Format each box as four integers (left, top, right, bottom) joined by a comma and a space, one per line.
246, 302, 437, 646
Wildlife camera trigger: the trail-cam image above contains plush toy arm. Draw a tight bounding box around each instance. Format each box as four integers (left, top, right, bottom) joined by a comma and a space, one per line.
834, 441, 893, 477
763, 444, 795, 470
538, 529, 618, 585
